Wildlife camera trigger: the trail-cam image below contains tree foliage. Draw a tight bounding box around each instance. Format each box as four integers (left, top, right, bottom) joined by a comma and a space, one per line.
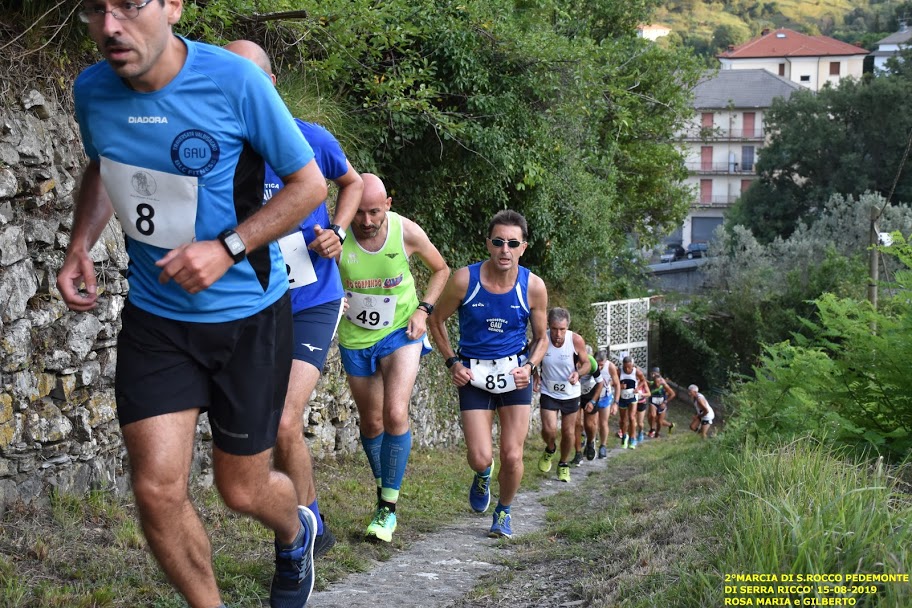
724, 233, 912, 458
659, 194, 912, 388
175, 0, 704, 313
728, 68, 912, 242
3, 0, 703, 325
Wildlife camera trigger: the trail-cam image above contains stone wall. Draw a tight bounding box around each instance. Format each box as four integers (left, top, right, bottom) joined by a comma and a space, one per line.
0, 87, 464, 513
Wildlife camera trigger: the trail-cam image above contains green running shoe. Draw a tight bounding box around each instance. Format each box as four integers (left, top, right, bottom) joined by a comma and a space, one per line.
557, 463, 571, 482
365, 506, 397, 543
538, 448, 555, 472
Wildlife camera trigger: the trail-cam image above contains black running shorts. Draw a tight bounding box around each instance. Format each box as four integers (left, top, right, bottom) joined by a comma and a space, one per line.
539, 393, 581, 415
114, 294, 292, 456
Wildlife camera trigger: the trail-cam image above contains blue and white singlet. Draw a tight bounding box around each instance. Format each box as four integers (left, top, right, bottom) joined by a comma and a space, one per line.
457, 262, 531, 359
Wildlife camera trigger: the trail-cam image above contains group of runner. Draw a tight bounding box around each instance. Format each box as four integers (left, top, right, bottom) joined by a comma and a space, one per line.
57, 5, 715, 607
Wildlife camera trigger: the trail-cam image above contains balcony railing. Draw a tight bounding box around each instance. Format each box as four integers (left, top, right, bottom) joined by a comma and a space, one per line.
694, 195, 741, 207
686, 162, 756, 174
679, 127, 766, 140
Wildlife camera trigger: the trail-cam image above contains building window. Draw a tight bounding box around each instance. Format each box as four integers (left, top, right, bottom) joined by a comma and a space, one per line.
702, 112, 713, 128
742, 146, 755, 172
701, 146, 713, 171
800, 75, 811, 82
778, 63, 785, 76
829, 61, 840, 76
700, 179, 712, 204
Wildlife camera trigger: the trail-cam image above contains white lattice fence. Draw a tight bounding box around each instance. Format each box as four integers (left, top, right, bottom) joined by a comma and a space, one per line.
591, 297, 650, 369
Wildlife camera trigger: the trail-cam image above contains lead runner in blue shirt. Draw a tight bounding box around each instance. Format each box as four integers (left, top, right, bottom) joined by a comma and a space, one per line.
428, 210, 549, 539
57, 2, 326, 607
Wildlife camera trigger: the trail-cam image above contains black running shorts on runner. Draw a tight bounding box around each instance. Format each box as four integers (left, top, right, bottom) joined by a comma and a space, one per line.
539, 393, 581, 415
115, 294, 293, 456
458, 382, 533, 411
581, 387, 599, 415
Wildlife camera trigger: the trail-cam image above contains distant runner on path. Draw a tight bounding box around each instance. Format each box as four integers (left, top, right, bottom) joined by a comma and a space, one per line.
534, 307, 589, 483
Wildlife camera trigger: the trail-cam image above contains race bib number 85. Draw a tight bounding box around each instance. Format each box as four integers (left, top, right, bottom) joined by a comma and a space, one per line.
469, 356, 519, 394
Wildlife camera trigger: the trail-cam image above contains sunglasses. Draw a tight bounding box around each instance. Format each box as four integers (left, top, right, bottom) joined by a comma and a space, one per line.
488, 237, 525, 249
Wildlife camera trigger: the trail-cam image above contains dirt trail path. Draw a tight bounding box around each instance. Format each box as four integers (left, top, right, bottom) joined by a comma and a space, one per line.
309, 449, 622, 607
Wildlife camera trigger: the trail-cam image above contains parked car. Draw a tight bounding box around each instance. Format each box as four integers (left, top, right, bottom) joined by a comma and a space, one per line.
660, 243, 685, 263
686, 242, 709, 259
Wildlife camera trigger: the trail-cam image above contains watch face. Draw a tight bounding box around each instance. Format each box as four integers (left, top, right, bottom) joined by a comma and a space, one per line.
225, 233, 245, 255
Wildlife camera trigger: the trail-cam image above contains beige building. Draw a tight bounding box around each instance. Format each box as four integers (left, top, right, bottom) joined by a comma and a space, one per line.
673, 69, 802, 247
717, 28, 868, 91
636, 23, 671, 41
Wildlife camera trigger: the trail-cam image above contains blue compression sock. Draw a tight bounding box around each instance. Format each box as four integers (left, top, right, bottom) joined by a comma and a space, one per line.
360, 432, 385, 482
380, 429, 412, 496
308, 499, 323, 535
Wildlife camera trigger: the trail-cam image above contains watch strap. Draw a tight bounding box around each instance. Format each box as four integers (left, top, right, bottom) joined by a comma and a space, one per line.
329, 224, 346, 244
417, 301, 434, 315
217, 229, 246, 264
445, 356, 460, 369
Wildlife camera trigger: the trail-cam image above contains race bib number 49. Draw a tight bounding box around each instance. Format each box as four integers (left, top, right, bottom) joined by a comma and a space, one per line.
100, 156, 198, 249
345, 291, 397, 330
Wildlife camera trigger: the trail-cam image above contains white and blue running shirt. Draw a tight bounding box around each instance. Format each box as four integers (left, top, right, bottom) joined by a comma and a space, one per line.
74, 38, 315, 322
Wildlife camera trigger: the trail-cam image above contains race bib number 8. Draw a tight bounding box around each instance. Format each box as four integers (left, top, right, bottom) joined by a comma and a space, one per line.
469, 356, 519, 394
100, 156, 198, 249
278, 231, 317, 289
345, 291, 397, 330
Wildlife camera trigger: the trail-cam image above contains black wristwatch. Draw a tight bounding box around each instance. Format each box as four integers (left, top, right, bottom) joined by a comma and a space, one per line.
217, 229, 246, 264
525, 361, 540, 376
417, 301, 434, 315
445, 356, 460, 369
329, 224, 347, 244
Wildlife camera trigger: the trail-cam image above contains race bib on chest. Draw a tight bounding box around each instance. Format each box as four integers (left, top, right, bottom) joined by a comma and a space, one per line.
345, 291, 397, 330
580, 376, 597, 394
100, 156, 198, 249
620, 388, 637, 400
469, 356, 519, 394
278, 231, 317, 289
651, 396, 665, 405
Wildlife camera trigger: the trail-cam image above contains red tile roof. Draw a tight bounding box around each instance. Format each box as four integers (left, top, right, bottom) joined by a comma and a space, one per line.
718, 28, 868, 59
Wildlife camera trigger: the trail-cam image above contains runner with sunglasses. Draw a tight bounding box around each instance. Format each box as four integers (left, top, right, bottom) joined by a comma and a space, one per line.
428, 210, 548, 538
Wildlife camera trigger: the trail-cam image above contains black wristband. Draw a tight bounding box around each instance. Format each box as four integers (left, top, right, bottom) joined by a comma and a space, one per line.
417, 301, 434, 315
445, 356, 460, 369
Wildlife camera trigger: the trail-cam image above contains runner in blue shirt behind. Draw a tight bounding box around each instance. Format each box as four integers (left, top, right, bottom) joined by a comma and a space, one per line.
225, 39, 364, 561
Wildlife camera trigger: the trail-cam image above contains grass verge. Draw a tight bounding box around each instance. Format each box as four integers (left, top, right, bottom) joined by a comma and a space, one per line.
0, 440, 543, 608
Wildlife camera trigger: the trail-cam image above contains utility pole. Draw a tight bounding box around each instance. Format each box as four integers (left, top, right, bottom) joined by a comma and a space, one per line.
868, 205, 879, 334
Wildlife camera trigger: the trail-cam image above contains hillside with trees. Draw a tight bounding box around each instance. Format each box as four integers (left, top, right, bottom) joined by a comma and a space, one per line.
653, 0, 912, 60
